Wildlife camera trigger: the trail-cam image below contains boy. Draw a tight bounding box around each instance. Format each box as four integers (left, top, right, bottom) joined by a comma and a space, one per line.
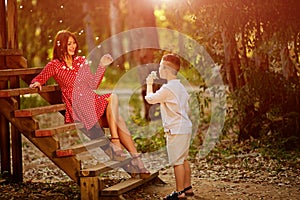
145, 54, 194, 199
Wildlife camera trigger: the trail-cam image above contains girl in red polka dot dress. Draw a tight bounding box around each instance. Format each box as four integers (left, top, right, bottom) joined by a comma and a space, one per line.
29, 30, 150, 178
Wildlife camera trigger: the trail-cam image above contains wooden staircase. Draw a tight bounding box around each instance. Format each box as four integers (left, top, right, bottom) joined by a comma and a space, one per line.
0, 67, 159, 200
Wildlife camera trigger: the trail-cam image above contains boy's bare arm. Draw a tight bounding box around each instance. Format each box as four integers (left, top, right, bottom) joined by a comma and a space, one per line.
146, 83, 153, 96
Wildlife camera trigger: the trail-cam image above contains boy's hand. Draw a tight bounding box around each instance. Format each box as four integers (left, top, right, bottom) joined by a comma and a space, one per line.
146, 71, 158, 85
100, 54, 113, 66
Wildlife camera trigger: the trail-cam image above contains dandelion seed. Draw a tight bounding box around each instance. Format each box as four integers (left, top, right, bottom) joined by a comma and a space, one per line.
150, 71, 158, 79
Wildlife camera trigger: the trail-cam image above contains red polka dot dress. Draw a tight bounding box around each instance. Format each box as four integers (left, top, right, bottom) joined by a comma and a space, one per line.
31, 56, 111, 130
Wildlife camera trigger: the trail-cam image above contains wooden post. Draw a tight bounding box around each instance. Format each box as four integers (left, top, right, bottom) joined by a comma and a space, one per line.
7, 0, 23, 182
0, 0, 11, 177
80, 177, 101, 200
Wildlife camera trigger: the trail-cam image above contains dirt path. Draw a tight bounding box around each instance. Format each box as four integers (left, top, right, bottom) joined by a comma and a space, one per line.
123, 166, 300, 200
1, 135, 299, 199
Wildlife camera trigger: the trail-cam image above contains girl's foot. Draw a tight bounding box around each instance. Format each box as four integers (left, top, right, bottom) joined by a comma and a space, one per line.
131, 153, 151, 179
102, 138, 126, 161
110, 137, 124, 156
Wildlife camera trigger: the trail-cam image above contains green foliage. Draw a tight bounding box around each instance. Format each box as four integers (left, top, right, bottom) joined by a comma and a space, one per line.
225, 69, 300, 150
20, 94, 49, 109
126, 93, 166, 153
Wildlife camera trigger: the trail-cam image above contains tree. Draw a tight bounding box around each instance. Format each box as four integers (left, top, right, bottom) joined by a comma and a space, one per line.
161, 0, 300, 144
126, 0, 162, 121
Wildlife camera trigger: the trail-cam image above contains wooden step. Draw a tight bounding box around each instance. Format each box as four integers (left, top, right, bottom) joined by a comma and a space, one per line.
0, 85, 60, 98
0, 67, 43, 77
80, 158, 132, 177
35, 122, 84, 137
14, 103, 65, 117
56, 137, 110, 157
101, 172, 159, 196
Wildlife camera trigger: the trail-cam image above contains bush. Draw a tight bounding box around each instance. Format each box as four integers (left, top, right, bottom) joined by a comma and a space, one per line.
224, 69, 300, 151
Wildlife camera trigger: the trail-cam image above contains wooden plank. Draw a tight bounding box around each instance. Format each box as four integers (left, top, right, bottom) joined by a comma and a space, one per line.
101, 172, 159, 196
0, 98, 82, 183
22, 135, 82, 183
0, 67, 43, 76
35, 122, 84, 137
80, 158, 132, 177
14, 103, 65, 117
0, 0, 6, 50
6, 55, 27, 69
9, 75, 23, 182
0, 49, 23, 56
56, 137, 109, 157
7, 0, 18, 49
0, 114, 10, 175
0, 98, 39, 133
0, 85, 60, 97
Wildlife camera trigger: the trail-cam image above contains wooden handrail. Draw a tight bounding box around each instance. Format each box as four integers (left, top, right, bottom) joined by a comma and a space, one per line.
0, 67, 43, 76
0, 85, 60, 97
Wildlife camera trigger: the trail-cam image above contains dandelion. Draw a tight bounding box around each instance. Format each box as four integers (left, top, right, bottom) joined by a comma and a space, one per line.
149, 71, 158, 79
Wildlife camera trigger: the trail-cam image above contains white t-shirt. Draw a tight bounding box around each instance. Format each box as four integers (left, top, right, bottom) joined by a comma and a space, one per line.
145, 79, 192, 134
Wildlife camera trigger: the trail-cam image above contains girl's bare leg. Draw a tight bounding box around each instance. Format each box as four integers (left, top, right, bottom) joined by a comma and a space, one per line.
105, 94, 149, 176
105, 94, 123, 153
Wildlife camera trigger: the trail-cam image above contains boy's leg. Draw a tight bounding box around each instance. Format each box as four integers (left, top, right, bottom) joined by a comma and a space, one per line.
174, 164, 186, 197
183, 160, 193, 193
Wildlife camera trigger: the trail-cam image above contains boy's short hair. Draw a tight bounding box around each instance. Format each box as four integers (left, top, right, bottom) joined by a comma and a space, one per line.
162, 54, 180, 72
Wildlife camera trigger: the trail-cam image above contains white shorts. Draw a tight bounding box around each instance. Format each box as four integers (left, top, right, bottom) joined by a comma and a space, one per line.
166, 133, 192, 166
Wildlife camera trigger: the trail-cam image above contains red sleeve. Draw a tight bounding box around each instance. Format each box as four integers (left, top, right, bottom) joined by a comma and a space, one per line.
80, 58, 106, 90
31, 61, 56, 85
92, 64, 106, 89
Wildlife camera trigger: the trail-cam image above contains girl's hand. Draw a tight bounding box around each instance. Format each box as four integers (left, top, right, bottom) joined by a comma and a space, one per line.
100, 54, 113, 66
29, 82, 42, 91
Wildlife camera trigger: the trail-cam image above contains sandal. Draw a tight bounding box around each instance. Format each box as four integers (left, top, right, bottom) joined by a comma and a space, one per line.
163, 191, 187, 200
130, 153, 151, 179
102, 138, 126, 161
110, 137, 124, 156
183, 186, 194, 196
163, 186, 193, 200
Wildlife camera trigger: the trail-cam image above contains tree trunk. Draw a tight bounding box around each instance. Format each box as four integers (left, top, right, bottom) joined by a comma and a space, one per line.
281, 46, 297, 80
83, 2, 95, 53
126, 0, 162, 121
109, 0, 125, 70
221, 24, 250, 140
221, 26, 244, 91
